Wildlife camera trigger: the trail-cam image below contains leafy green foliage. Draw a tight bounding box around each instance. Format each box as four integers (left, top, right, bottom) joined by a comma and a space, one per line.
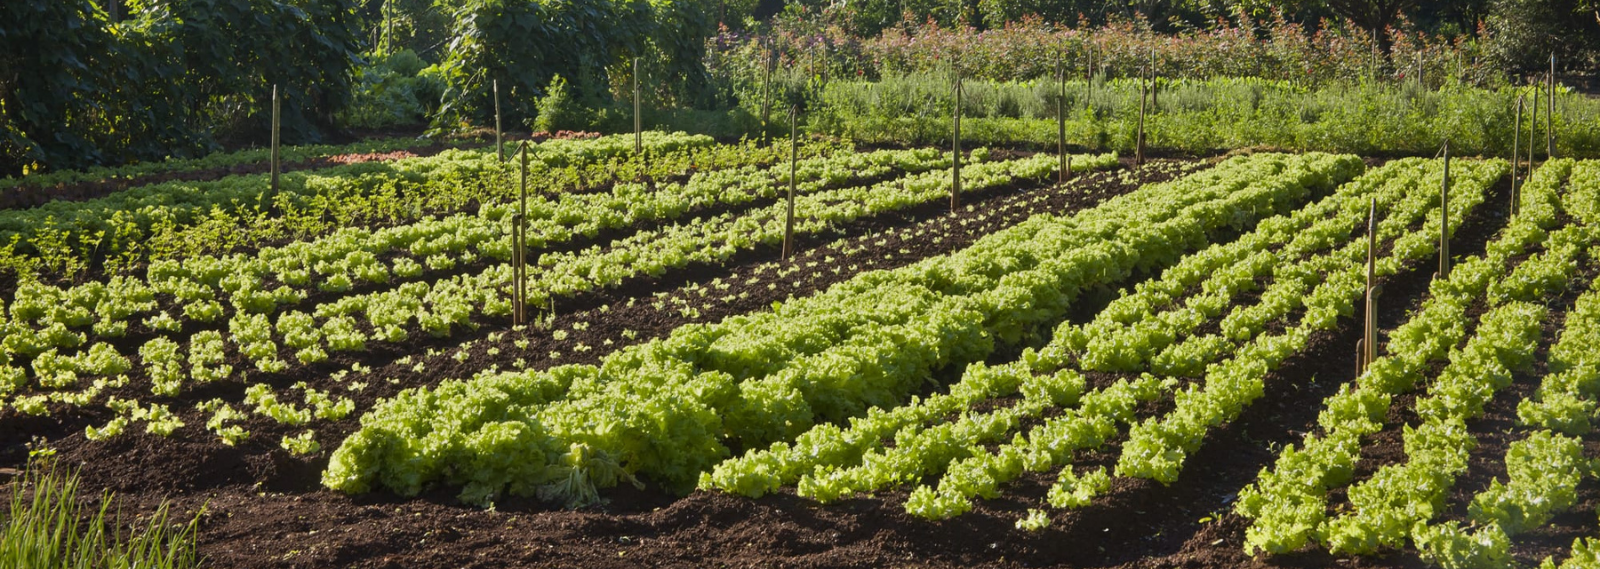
337, 49, 446, 129
0, 0, 364, 176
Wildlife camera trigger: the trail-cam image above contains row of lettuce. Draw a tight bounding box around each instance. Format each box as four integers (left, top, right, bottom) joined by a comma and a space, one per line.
323, 152, 1600, 566
320, 151, 1362, 505
1, 140, 1116, 454
0, 132, 801, 279
1237, 159, 1600, 568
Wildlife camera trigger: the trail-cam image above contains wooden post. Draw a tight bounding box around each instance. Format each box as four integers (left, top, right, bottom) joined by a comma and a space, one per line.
1363, 197, 1377, 370
762, 43, 773, 142
1086, 44, 1095, 112
1136, 65, 1148, 167
494, 80, 503, 162
1057, 52, 1067, 183
951, 73, 962, 210
1513, 94, 1523, 215
514, 144, 529, 326
1440, 141, 1450, 279
633, 58, 642, 154
1148, 45, 1158, 110
783, 105, 797, 259
1529, 85, 1540, 168
271, 85, 280, 193
108, 0, 117, 22
1548, 56, 1556, 158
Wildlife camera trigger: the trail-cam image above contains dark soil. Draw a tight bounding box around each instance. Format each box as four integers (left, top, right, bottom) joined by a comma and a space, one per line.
10, 160, 1578, 569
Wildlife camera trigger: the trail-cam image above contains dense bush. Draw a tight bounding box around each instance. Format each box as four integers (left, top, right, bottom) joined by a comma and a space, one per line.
337, 49, 446, 129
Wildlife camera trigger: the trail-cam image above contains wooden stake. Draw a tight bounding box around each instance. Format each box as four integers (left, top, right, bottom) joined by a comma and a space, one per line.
762, 43, 773, 142
634, 58, 642, 154
1086, 44, 1095, 112
783, 105, 797, 259
1363, 197, 1377, 370
952, 73, 962, 210
514, 144, 529, 326
1529, 85, 1540, 168
1136, 67, 1148, 167
1513, 94, 1523, 215
1148, 45, 1158, 110
271, 85, 280, 193
1356, 339, 1366, 373
494, 80, 503, 162
1057, 52, 1067, 184
1440, 141, 1450, 279
1548, 56, 1556, 158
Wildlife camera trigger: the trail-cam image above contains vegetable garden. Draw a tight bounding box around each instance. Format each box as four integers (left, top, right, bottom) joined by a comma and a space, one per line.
6, 108, 1600, 569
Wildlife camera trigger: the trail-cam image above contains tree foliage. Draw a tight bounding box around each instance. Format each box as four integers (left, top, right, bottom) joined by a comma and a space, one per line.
0, 0, 363, 176
428, 0, 716, 133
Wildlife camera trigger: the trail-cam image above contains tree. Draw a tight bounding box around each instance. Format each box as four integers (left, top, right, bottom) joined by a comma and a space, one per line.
1323, 0, 1419, 47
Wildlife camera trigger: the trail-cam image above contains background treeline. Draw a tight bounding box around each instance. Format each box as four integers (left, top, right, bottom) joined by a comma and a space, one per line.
3, 0, 1599, 176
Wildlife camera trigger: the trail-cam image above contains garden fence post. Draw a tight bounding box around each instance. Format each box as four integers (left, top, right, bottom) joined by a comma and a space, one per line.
271, 85, 280, 193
